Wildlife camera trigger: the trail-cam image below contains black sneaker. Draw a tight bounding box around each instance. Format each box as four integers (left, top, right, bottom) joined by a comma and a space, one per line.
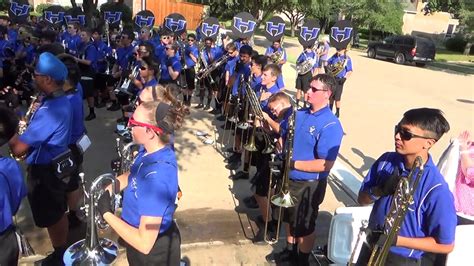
265, 249, 297, 265
195, 103, 204, 109
216, 115, 225, 121
224, 152, 240, 163
226, 160, 241, 170
203, 105, 211, 110
229, 171, 249, 180
85, 113, 96, 121
107, 102, 121, 111
38, 248, 65, 266
243, 196, 258, 208
209, 108, 220, 115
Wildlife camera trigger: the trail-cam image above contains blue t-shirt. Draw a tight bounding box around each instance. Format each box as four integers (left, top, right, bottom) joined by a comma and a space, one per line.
19, 94, 72, 164
320, 42, 330, 61
260, 83, 280, 108
137, 78, 158, 95
231, 61, 251, 96
66, 88, 85, 144
184, 44, 199, 68
225, 55, 239, 77
327, 53, 353, 79
0, 157, 27, 232
250, 74, 262, 95
203, 47, 220, 64
121, 146, 179, 234
160, 55, 182, 83
359, 152, 457, 259
284, 106, 343, 181
95, 40, 112, 73
63, 34, 81, 56
276, 75, 285, 90
78, 41, 99, 74
116, 45, 135, 70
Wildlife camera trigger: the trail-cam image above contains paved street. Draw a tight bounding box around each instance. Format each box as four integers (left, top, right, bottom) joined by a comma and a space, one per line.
17, 35, 473, 265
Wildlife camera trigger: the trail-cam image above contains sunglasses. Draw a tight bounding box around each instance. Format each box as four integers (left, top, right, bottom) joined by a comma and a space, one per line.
309, 86, 328, 93
128, 116, 163, 134
394, 125, 435, 141
139, 66, 148, 70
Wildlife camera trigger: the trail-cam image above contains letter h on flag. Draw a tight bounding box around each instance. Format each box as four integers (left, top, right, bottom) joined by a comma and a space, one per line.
266, 22, 285, 37
165, 18, 186, 32
300, 27, 319, 42
136, 16, 155, 28
10, 2, 30, 16
202, 23, 219, 37
331, 27, 353, 42
234, 17, 256, 34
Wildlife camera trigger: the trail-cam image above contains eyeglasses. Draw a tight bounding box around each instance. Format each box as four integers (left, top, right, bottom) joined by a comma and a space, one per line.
309, 86, 328, 92
162, 36, 170, 40
139, 66, 148, 71
128, 116, 163, 134
394, 125, 435, 141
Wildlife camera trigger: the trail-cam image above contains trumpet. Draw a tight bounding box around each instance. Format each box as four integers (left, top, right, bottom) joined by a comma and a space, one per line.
63, 173, 120, 265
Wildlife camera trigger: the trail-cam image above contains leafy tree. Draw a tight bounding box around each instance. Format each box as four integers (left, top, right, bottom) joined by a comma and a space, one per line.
278, 1, 313, 37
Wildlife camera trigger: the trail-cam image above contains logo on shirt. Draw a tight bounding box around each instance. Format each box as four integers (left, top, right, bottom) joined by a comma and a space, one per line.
10, 2, 30, 17
233, 17, 256, 34
44, 11, 65, 25
300, 27, 319, 42
131, 177, 138, 199
330, 26, 353, 42
309, 126, 316, 135
64, 15, 86, 26
104, 11, 122, 25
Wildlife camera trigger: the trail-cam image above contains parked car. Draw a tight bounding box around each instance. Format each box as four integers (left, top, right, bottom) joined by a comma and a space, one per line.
367, 35, 436, 67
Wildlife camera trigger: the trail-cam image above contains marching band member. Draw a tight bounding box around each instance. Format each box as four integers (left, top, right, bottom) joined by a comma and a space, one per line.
183, 33, 199, 106
327, 47, 352, 118
159, 43, 181, 85
98, 101, 184, 265
92, 27, 112, 109
109, 29, 135, 120
214, 42, 239, 116
266, 74, 343, 265
264, 39, 286, 91
132, 56, 159, 94
295, 45, 319, 108
58, 53, 87, 228
61, 23, 81, 56
9, 52, 73, 265
0, 106, 27, 266
318, 36, 330, 73
197, 37, 220, 110
259, 64, 282, 106
76, 28, 99, 121
357, 108, 455, 266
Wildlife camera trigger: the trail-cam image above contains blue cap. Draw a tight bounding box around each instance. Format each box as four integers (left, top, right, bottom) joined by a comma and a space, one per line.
35, 52, 68, 81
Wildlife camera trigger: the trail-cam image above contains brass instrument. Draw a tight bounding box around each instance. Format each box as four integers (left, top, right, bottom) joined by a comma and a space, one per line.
327, 51, 347, 77
263, 105, 298, 244
63, 173, 120, 265
296, 57, 314, 75
362, 156, 425, 266
114, 64, 139, 96
11, 93, 41, 161
197, 52, 229, 81
268, 39, 285, 64
115, 138, 139, 175
242, 82, 275, 154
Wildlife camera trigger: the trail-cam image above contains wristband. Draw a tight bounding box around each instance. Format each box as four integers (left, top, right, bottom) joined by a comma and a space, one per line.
368, 187, 380, 201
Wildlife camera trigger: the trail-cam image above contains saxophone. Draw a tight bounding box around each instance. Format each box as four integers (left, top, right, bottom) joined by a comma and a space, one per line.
366, 156, 425, 266
11, 93, 41, 161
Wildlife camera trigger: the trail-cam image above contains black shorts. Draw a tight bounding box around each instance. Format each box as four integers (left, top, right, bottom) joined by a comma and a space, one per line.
80, 76, 96, 98
295, 72, 312, 92
94, 73, 109, 91
283, 178, 327, 237
117, 93, 130, 106
0, 225, 19, 266
126, 221, 181, 266
253, 153, 271, 197
27, 164, 68, 228
331, 78, 346, 101
65, 144, 84, 193
106, 76, 119, 87
184, 68, 195, 91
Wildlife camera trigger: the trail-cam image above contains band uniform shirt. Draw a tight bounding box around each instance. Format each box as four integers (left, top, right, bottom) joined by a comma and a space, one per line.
296, 50, 319, 73
327, 53, 353, 79
160, 55, 182, 82
94, 39, 112, 73
250, 73, 262, 96
66, 88, 85, 144
359, 152, 457, 259
285, 106, 343, 181
117, 44, 135, 71
78, 41, 99, 77
225, 55, 239, 77
19, 94, 73, 165
121, 145, 179, 234
184, 44, 199, 68
0, 157, 27, 232
260, 83, 281, 109
231, 61, 251, 96
62, 33, 81, 56
138, 78, 158, 95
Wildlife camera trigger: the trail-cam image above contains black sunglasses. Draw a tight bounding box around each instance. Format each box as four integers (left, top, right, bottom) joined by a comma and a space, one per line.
394, 125, 435, 141
309, 86, 328, 93
139, 66, 148, 70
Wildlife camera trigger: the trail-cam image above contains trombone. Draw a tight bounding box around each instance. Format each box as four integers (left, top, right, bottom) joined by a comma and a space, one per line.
263, 104, 298, 244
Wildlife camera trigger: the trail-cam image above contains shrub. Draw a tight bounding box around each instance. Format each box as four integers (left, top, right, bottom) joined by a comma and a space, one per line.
35, 3, 53, 15
445, 36, 467, 53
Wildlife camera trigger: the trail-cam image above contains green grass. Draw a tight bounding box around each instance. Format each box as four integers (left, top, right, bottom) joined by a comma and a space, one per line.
435, 49, 473, 62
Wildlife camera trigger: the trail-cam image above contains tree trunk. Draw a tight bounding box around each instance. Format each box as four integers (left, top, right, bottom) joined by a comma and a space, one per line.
70, 0, 77, 8
291, 24, 295, 37
463, 42, 472, 56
